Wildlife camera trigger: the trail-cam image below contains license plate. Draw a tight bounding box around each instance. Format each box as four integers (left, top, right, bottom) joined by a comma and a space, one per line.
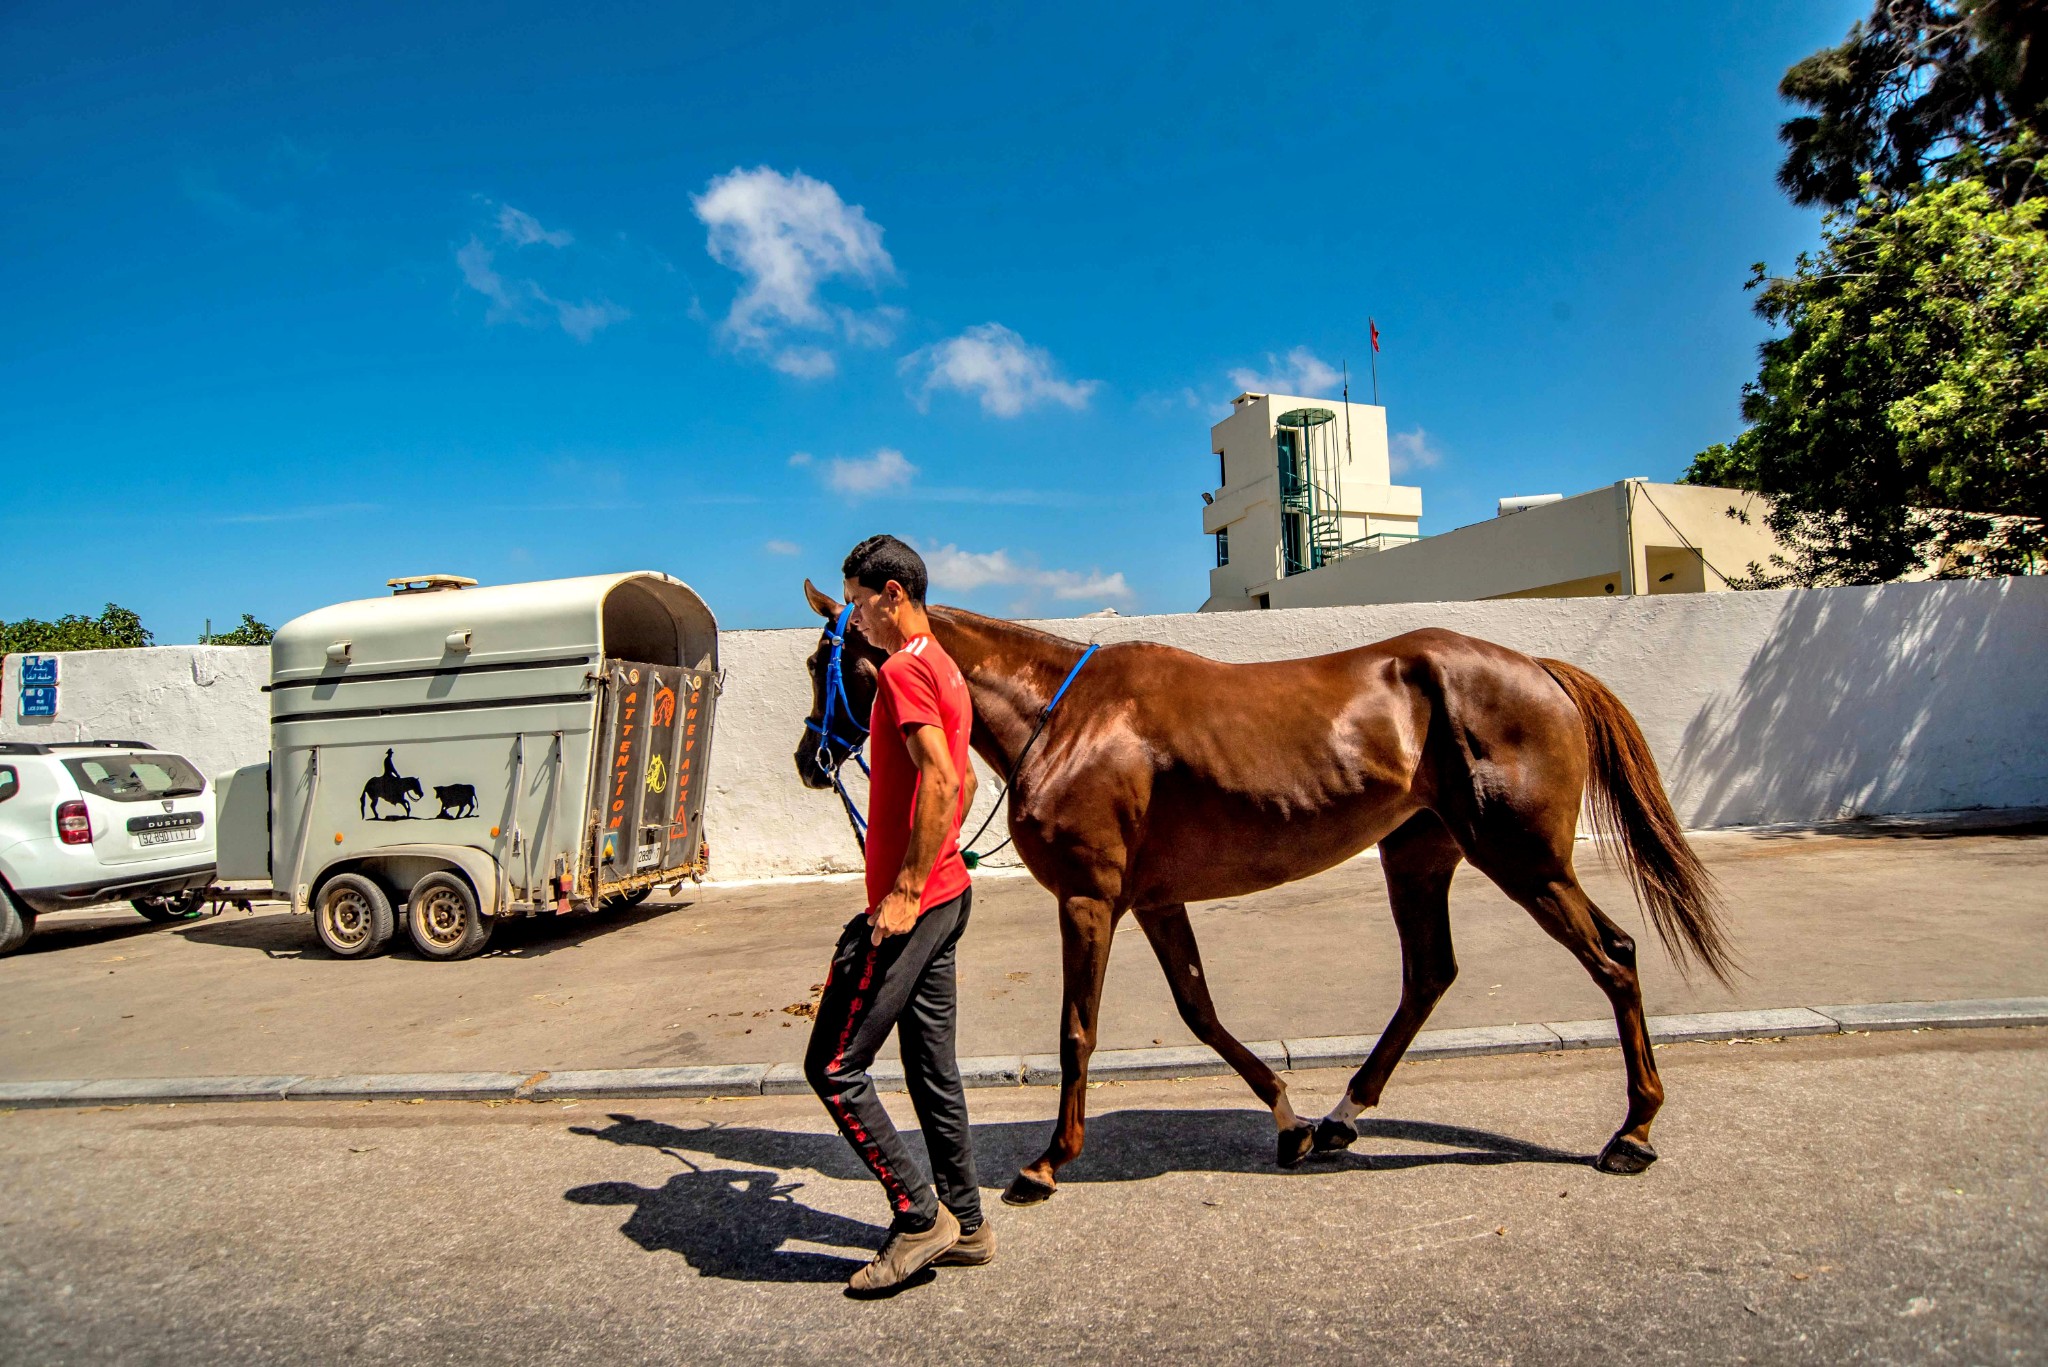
136, 828, 197, 848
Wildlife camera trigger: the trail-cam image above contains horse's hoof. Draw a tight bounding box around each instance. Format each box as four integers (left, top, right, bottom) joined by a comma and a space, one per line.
1277, 1121, 1317, 1169
1595, 1134, 1658, 1174
1312, 1117, 1358, 1154
1002, 1171, 1057, 1206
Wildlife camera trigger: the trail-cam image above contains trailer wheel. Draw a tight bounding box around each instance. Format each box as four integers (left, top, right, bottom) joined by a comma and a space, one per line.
601, 887, 654, 912
406, 871, 491, 961
314, 874, 395, 959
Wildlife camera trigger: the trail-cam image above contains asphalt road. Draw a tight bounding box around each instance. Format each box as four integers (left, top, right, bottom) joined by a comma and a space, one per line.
2, 1029, 2042, 1365
4, 819, 2046, 1081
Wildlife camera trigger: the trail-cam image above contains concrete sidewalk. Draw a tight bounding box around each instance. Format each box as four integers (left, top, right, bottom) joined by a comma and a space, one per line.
3, 816, 2044, 1084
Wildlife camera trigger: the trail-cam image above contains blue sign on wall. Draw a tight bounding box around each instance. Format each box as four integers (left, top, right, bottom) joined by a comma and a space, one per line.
21, 656, 59, 687
20, 687, 57, 718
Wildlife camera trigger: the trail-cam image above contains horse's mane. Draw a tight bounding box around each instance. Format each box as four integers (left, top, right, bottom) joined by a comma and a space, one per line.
927, 604, 1090, 656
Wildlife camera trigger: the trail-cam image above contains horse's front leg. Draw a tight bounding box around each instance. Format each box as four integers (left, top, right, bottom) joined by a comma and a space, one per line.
1132, 903, 1313, 1168
1005, 894, 1120, 1205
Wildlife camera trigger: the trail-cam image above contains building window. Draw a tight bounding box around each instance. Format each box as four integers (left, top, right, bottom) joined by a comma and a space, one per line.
1215, 528, 1229, 567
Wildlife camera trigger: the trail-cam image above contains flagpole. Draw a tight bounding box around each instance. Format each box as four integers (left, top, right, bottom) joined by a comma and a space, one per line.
1369, 316, 1380, 405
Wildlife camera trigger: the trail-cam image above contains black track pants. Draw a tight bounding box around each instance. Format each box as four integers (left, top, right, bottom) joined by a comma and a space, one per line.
804, 888, 982, 1231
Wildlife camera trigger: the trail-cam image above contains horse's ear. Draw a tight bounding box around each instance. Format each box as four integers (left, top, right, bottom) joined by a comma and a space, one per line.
802, 578, 841, 621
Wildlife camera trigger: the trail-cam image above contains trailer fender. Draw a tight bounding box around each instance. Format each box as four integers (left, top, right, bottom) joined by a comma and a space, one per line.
308, 844, 508, 919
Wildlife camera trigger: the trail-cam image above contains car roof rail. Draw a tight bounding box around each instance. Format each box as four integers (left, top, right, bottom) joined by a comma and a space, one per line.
47, 740, 157, 751
0, 742, 53, 756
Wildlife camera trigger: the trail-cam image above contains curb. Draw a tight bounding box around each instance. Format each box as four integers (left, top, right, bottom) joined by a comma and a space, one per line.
2, 997, 2042, 1112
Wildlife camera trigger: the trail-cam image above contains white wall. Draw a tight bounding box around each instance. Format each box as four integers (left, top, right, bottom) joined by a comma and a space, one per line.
1, 647, 270, 782
8, 578, 2046, 881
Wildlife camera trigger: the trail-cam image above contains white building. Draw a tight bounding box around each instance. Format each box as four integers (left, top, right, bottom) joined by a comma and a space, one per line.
1200, 392, 1424, 611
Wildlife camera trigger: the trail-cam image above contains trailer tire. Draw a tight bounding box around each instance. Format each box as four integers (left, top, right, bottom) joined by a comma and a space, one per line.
601, 887, 654, 912
406, 871, 491, 961
314, 874, 396, 959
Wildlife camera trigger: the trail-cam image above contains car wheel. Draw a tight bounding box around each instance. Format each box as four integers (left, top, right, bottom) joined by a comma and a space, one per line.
314, 874, 396, 959
406, 871, 491, 961
0, 885, 34, 956
132, 889, 209, 923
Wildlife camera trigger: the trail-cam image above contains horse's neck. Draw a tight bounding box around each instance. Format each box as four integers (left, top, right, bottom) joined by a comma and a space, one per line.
928, 607, 1084, 774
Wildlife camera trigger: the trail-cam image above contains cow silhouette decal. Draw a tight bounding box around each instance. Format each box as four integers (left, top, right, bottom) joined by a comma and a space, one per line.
435, 784, 478, 819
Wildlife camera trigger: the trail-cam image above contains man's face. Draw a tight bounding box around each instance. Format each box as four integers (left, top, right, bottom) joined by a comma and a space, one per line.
843, 577, 903, 647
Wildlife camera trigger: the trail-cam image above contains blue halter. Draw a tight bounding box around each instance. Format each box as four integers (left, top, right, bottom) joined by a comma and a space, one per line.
805, 602, 873, 849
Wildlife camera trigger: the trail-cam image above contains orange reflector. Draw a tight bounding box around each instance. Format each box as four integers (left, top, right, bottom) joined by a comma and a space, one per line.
490, 826, 501, 837
334, 833, 344, 844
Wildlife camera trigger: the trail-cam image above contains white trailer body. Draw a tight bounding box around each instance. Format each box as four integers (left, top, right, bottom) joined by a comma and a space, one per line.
216, 571, 719, 959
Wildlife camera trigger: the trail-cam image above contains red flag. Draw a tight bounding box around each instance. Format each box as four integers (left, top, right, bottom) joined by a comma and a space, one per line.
1370, 319, 1381, 353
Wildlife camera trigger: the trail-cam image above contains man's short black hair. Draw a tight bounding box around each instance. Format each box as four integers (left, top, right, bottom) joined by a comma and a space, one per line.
842, 534, 928, 603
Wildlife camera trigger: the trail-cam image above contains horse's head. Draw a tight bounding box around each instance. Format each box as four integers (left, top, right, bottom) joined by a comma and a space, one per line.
404, 778, 423, 798
794, 578, 885, 790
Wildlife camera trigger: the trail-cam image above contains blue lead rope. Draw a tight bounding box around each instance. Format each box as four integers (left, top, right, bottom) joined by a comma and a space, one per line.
962, 642, 1099, 869
806, 602, 874, 853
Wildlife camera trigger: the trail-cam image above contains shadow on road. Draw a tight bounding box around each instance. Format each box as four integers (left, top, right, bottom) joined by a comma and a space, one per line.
17, 915, 166, 956
175, 901, 695, 961
565, 1108, 1589, 1280
566, 1158, 883, 1283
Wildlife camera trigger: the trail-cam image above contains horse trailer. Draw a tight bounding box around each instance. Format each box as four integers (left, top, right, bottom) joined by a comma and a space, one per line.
213, 572, 720, 960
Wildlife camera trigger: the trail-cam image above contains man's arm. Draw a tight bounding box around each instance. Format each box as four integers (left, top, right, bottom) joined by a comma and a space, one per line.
869, 722, 960, 944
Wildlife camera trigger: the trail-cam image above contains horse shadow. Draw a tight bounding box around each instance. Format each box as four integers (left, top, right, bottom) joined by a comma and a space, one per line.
564, 1108, 1589, 1282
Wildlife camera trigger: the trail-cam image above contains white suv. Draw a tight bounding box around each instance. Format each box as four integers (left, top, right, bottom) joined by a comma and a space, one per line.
0, 741, 218, 955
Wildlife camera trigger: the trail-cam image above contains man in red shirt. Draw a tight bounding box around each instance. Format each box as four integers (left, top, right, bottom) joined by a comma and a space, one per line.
804, 535, 992, 1295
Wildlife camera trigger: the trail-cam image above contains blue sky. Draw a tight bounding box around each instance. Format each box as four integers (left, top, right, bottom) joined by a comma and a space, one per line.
2, 0, 1864, 636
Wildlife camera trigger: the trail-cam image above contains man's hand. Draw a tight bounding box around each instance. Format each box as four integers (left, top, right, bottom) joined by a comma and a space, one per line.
869, 889, 921, 945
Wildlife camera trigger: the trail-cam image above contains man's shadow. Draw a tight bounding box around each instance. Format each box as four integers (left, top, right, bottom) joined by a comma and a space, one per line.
566, 1149, 883, 1283
566, 1109, 1586, 1283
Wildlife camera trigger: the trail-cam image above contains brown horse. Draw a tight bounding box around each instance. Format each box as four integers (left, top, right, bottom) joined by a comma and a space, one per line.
795, 582, 1732, 1204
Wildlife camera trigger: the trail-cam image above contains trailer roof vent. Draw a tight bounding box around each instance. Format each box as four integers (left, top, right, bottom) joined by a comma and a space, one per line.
387, 574, 478, 596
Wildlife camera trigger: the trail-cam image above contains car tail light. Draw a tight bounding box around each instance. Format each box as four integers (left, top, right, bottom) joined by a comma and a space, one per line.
57, 800, 93, 845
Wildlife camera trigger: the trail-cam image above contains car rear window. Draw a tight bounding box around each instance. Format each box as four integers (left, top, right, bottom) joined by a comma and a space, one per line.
63, 754, 206, 802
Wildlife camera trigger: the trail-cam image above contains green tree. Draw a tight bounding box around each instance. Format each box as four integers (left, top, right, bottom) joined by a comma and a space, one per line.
0, 604, 155, 654
200, 615, 275, 646
1683, 180, 2047, 584
1776, 0, 2042, 210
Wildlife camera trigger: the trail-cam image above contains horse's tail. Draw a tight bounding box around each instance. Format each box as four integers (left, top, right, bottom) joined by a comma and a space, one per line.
359, 786, 372, 819
1539, 658, 1736, 985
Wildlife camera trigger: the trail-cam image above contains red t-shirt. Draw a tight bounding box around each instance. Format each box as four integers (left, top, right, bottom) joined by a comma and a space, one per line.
863, 633, 974, 916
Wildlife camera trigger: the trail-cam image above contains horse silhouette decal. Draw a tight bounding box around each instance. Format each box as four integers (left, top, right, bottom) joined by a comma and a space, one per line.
360, 749, 425, 820
434, 784, 478, 819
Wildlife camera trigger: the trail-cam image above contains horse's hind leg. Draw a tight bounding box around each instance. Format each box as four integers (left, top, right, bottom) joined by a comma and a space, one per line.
1315, 811, 1463, 1153
1469, 848, 1664, 1174
1007, 893, 1121, 1206
1132, 903, 1310, 1168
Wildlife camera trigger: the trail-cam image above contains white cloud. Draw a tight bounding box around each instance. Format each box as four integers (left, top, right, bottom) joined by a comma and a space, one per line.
773, 346, 838, 379
456, 232, 626, 343
901, 323, 1098, 418
692, 166, 896, 373
923, 543, 1132, 603
497, 204, 573, 247
1390, 427, 1444, 475
824, 448, 916, 496
1227, 347, 1343, 397
764, 539, 802, 556
788, 451, 814, 467
553, 297, 630, 342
